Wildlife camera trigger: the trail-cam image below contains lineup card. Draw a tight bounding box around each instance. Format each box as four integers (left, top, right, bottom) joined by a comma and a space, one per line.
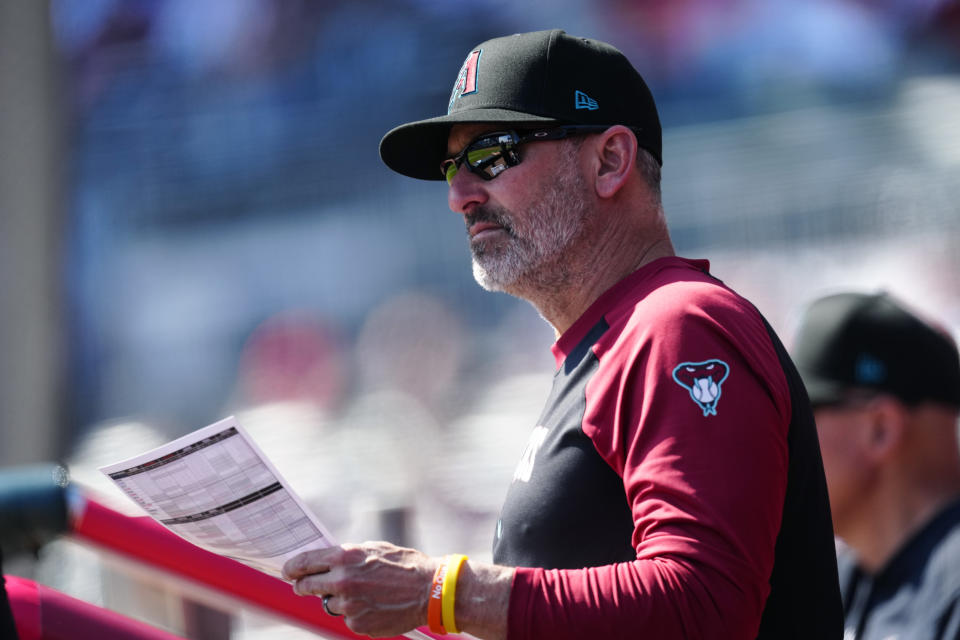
100, 416, 336, 576
99, 416, 438, 640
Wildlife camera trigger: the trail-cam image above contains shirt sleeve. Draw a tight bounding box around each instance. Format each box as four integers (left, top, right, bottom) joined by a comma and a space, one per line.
506, 284, 792, 639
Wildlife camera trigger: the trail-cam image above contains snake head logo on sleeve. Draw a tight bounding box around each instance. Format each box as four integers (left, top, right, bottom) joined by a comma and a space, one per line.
672, 359, 731, 416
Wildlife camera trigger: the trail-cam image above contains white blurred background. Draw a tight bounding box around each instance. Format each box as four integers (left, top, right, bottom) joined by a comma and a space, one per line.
0, 0, 958, 638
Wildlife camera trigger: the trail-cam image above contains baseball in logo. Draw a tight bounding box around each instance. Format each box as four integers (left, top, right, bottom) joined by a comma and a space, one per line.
672, 359, 730, 416
448, 49, 481, 112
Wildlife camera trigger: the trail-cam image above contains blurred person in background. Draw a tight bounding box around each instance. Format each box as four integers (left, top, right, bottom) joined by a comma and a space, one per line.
791, 291, 960, 640
282, 29, 842, 639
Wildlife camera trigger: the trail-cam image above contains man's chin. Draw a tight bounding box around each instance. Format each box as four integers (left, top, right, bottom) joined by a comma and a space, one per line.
472, 259, 514, 293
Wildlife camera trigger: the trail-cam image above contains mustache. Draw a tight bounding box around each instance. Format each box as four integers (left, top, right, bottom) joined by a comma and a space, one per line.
465, 206, 514, 235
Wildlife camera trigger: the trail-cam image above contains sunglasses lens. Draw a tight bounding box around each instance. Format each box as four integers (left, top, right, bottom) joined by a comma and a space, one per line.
443, 133, 519, 184
465, 144, 502, 169
443, 160, 458, 184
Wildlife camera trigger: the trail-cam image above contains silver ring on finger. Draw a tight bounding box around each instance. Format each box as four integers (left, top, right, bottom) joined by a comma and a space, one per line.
322, 594, 342, 617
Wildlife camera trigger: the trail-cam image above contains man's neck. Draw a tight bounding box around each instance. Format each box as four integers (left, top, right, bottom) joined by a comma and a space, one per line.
843, 485, 960, 573
516, 234, 676, 337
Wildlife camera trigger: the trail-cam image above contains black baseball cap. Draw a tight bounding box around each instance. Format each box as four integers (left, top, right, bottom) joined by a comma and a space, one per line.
379, 29, 662, 181
791, 291, 960, 408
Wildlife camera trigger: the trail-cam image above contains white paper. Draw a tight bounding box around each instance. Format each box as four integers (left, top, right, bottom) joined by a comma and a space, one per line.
99, 415, 435, 640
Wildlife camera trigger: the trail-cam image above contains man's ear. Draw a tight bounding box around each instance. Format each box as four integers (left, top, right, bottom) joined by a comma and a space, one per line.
592, 125, 637, 199
864, 397, 907, 462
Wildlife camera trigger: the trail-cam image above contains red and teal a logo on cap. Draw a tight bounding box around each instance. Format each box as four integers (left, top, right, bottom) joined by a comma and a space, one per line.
448, 49, 481, 113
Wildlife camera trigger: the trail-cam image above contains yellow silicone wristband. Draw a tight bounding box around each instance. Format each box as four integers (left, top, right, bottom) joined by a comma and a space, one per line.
440, 554, 468, 634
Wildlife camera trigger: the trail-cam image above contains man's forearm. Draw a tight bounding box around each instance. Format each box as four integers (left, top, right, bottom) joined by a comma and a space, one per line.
453, 560, 515, 640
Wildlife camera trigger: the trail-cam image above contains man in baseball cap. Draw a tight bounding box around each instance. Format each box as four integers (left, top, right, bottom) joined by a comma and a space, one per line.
792, 291, 960, 639
285, 30, 843, 639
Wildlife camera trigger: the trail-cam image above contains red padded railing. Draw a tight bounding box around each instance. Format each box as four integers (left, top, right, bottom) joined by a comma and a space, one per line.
6, 574, 188, 640
67, 492, 444, 640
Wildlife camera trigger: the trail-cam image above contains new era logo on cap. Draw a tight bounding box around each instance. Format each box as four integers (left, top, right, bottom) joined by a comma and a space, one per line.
575, 90, 598, 110
855, 354, 887, 385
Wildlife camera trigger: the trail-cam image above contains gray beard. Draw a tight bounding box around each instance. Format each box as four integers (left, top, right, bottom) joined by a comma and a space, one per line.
470, 162, 588, 294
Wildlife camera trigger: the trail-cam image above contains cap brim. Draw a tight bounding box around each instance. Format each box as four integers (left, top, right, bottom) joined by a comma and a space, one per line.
799, 374, 847, 407
379, 108, 564, 181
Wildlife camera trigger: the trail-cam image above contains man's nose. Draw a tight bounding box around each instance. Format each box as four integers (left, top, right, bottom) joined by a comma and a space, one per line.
447, 167, 488, 215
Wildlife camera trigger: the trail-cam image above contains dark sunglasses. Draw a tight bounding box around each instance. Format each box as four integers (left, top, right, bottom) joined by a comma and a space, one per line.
441, 125, 614, 184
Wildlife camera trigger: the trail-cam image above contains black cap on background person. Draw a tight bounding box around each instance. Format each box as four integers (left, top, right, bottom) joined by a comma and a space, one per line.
791, 291, 960, 410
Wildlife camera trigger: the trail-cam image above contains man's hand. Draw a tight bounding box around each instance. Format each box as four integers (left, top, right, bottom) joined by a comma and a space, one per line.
282, 541, 438, 638
284, 541, 514, 639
